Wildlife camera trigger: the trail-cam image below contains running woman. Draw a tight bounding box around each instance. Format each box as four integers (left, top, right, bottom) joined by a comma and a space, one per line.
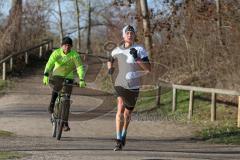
107, 25, 151, 151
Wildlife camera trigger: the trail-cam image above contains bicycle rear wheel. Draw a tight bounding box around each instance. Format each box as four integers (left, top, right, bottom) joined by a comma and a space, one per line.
52, 123, 57, 137
52, 116, 57, 137
56, 120, 64, 140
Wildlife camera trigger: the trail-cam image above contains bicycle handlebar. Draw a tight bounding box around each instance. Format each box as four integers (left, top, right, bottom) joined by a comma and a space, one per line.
49, 79, 80, 87
64, 82, 79, 87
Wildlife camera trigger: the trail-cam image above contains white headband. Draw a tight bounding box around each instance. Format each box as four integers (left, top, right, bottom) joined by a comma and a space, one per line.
122, 25, 135, 37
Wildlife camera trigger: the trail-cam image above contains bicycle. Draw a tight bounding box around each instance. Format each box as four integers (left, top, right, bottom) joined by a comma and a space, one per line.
51, 80, 79, 140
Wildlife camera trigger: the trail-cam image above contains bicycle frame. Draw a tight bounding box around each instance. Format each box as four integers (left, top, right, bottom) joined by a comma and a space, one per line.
51, 81, 78, 140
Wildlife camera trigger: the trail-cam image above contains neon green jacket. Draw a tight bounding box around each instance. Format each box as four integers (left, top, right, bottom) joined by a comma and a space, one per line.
44, 48, 85, 80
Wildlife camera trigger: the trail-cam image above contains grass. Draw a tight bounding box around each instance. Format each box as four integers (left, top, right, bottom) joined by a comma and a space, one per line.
0, 152, 27, 160
0, 79, 13, 94
135, 87, 240, 144
0, 80, 8, 91
136, 89, 191, 121
196, 122, 240, 144
0, 130, 14, 137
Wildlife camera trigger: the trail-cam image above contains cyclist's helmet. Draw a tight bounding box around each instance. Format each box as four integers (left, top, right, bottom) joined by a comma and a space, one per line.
62, 36, 73, 46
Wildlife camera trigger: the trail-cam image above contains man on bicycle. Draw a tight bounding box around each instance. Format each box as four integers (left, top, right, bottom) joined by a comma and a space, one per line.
43, 36, 86, 131
107, 25, 151, 151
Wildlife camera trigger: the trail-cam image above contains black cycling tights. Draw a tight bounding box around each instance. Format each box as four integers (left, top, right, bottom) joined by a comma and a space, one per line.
50, 91, 58, 105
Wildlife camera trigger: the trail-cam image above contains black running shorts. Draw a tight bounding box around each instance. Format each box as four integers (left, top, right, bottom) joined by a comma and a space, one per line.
114, 86, 139, 110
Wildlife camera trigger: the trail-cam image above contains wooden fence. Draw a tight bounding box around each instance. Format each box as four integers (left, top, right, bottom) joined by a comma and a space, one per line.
156, 81, 240, 128
0, 39, 53, 80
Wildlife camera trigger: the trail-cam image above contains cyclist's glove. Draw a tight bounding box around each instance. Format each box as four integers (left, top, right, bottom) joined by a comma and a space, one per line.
79, 79, 86, 88
43, 73, 49, 85
108, 68, 114, 75
130, 48, 138, 60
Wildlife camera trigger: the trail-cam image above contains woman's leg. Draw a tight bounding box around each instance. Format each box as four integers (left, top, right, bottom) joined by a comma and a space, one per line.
116, 97, 125, 140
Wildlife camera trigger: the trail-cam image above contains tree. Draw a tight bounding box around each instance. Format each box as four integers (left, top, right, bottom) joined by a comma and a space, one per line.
57, 0, 63, 44
86, 0, 92, 55
10, 0, 22, 51
135, 0, 144, 44
75, 0, 81, 51
140, 0, 152, 59
0, 0, 22, 58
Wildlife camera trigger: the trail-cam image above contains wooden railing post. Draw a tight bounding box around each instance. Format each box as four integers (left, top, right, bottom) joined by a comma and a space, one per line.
2, 62, 6, 80
188, 90, 194, 120
0, 39, 53, 80
39, 46, 42, 58
45, 43, 49, 51
25, 52, 28, 64
238, 96, 240, 128
211, 92, 216, 121
50, 40, 53, 50
10, 57, 13, 71
156, 84, 161, 107
172, 87, 177, 112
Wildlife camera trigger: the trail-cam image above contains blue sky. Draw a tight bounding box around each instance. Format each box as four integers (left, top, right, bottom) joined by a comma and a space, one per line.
0, 0, 167, 36
1, 0, 160, 16
1, 1, 11, 16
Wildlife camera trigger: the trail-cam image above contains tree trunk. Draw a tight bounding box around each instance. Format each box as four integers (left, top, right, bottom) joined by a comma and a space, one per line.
75, 0, 81, 52
140, 0, 152, 59
216, 0, 223, 45
57, 0, 63, 45
86, 0, 92, 55
135, 0, 143, 44
10, 0, 22, 52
